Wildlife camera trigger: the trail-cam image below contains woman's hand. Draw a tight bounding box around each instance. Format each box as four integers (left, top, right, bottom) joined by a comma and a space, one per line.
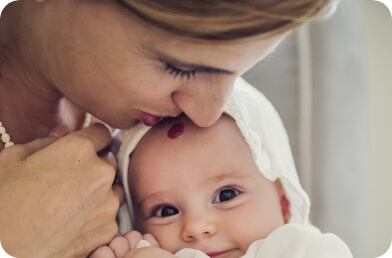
0, 124, 125, 258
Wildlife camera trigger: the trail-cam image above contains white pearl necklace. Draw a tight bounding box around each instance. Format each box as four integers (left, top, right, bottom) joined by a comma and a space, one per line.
0, 113, 92, 149
0, 121, 14, 148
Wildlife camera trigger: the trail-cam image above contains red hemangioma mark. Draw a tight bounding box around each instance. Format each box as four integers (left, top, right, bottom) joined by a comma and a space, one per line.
167, 123, 184, 139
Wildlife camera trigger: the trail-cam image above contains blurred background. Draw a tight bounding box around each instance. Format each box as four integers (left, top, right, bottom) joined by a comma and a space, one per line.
243, 0, 392, 257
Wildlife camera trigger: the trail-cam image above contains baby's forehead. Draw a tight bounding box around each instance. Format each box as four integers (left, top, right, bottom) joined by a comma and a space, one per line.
147, 114, 238, 141
129, 114, 275, 184
131, 114, 243, 160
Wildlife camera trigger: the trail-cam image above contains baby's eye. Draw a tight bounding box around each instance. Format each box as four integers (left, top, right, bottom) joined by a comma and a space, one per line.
213, 188, 239, 203
153, 205, 179, 217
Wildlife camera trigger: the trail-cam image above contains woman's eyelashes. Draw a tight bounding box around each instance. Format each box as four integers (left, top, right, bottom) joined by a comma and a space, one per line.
152, 205, 179, 218
165, 62, 197, 80
213, 187, 240, 203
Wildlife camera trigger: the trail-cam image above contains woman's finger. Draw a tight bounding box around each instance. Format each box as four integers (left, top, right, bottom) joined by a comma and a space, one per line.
101, 151, 117, 170
113, 184, 125, 206
72, 123, 112, 152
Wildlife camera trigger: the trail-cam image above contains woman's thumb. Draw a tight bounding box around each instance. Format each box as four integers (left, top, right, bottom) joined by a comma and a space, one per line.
19, 125, 69, 158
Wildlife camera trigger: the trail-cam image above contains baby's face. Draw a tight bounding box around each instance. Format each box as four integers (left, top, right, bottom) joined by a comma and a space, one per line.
129, 115, 285, 257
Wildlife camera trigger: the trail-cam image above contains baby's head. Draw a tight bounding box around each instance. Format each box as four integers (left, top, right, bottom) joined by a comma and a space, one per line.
128, 113, 289, 256
114, 78, 310, 255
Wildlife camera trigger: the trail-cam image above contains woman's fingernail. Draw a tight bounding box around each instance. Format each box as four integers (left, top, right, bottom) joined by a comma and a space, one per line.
49, 125, 69, 137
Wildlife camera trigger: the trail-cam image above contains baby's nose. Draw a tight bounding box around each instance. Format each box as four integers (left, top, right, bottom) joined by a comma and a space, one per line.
181, 213, 218, 242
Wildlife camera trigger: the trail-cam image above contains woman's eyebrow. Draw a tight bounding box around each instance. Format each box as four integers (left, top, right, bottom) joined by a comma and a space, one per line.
158, 55, 235, 75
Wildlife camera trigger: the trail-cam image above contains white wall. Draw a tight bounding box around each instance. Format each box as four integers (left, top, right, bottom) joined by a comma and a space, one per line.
245, 0, 392, 257
308, 0, 369, 256
360, 0, 392, 256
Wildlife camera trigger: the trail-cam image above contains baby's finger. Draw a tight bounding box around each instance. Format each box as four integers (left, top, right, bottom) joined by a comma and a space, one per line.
124, 231, 143, 250
143, 233, 160, 247
89, 246, 115, 258
108, 236, 130, 258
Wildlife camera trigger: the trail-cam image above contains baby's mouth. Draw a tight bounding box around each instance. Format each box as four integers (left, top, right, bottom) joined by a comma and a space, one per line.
206, 249, 232, 258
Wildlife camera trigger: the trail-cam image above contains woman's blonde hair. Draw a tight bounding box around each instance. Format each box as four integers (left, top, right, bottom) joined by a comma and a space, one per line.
120, 0, 332, 40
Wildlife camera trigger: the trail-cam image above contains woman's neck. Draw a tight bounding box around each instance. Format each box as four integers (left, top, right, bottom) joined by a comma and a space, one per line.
0, 37, 84, 151
0, 73, 61, 148
0, 3, 87, 151
0, 77, 86, 150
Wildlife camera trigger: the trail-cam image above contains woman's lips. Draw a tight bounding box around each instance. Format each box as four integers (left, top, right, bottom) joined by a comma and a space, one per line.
139, 111, 162, 126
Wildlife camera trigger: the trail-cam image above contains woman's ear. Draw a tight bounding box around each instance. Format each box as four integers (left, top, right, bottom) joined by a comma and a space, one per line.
275, 180, 291, 224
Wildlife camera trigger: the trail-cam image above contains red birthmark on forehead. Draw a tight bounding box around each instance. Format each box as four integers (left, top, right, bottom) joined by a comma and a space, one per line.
167, 123, 185, 139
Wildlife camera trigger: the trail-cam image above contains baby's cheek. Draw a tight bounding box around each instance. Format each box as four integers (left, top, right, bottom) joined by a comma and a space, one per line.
146, 225, 179, 254
227, 202, 284, 250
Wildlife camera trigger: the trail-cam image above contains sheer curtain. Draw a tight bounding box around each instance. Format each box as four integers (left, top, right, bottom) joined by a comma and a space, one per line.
243, 0, 392, 257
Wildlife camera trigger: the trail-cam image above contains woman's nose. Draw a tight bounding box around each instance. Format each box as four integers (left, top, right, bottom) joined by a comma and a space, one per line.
181, 213, 218, 242
172, 79, 235, 127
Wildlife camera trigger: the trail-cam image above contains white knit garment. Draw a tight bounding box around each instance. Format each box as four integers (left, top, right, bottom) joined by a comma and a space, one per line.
113, 77, 310, 234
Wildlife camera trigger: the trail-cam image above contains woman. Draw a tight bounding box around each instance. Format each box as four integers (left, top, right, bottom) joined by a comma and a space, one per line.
0, 0, 330, 257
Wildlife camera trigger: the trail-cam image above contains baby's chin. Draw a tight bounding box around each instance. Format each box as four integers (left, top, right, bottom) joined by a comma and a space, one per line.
169, 245, 246, 258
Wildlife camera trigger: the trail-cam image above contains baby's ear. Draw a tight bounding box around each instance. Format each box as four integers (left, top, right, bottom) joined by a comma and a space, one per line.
275, 180, 291, 224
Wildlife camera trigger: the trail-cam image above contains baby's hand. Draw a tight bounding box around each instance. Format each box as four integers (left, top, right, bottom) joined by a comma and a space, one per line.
124, 246, 176, 258
89, 234, 131, 258
89, 231, 161, 258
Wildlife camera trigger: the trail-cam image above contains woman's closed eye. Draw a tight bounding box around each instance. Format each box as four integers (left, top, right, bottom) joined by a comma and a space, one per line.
165, 62, 197, 80
213, 187, 240, 203
152, 205, 179, 217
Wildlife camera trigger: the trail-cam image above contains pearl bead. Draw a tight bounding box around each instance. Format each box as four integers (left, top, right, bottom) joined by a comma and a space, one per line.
0, 121, 14, 149
0, 114, 94, 149
1, 133, 11, 143
5, 142, 14, 148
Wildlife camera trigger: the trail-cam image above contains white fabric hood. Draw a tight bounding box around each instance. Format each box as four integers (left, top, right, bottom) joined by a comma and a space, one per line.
113, 77, 310, 233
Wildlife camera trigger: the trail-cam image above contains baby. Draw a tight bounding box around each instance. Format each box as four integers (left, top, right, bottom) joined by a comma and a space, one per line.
91, 78, 352, 258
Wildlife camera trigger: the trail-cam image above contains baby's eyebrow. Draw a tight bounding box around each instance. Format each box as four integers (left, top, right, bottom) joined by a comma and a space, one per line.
137, 191, 168, 210
203, 171, 253, 184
